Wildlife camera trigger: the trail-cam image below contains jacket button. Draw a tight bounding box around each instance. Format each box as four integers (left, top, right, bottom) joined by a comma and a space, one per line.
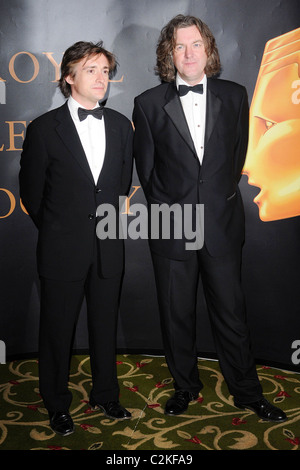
88, 214, 94, 220
95, 187, 101, 193
199, 179, 204, 184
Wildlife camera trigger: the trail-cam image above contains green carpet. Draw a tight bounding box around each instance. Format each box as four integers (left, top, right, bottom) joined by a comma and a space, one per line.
0, 354, 299, 451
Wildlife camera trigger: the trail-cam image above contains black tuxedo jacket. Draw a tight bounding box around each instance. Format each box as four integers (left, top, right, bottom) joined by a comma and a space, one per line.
133, 78, 249, 259
20, 102, 133, 280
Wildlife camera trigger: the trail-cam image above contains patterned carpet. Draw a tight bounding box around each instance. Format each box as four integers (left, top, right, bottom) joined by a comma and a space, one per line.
0, 354, 299, 451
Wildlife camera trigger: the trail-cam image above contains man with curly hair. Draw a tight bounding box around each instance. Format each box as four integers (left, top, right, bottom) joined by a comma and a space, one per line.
133, 15, 286, 422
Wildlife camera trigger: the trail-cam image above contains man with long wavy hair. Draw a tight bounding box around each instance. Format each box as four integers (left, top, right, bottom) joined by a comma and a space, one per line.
133, 15, 286, 422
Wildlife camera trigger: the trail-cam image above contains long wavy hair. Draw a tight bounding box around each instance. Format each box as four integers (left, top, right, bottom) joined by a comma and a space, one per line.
58, 41, 117, 98
155, 15, 221, 82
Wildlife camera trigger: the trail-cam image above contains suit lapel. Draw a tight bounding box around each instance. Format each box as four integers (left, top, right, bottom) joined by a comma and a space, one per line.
96, 109, 117, 186
55, 102, 95, 183
204, 79, 222, 148
163, 83, 197, 156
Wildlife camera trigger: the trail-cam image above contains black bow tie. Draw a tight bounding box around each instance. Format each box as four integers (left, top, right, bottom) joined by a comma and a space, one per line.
78, 106, 103, 121
178, 84, 203, 97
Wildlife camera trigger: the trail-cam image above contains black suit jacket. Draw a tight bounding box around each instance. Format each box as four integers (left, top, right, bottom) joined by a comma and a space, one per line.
133, 78, 249, 259
20, 102, 133, 280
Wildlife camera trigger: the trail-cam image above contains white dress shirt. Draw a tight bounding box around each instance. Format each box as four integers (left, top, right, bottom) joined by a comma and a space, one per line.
176, 74, 207, 163
68, 96, 106, 184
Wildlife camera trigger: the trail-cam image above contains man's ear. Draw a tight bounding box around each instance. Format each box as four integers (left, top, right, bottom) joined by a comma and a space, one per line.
65, 75, 74, 85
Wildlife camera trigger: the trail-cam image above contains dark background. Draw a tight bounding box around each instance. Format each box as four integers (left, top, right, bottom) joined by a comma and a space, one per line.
0, 0, 299, 371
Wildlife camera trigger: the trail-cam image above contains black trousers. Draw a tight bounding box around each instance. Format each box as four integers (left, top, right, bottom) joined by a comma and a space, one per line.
38, 249, 122, 413
151, 245, 263, 403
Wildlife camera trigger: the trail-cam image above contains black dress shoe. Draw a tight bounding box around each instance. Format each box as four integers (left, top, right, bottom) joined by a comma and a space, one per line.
165, 390, 199, 416
90, 400, 131, 420
49, 412, 75, 436
234, 397, 287, 422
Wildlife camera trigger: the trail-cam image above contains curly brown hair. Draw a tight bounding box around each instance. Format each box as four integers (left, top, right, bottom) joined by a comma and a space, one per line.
58, 41, 117, 98
155, 14, 221, 82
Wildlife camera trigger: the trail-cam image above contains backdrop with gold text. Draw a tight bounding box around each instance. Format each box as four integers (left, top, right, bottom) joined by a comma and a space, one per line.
0, 0, 299, 370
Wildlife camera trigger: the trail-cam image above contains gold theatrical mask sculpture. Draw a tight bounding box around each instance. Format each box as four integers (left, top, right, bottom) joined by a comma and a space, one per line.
243, 28, 300, 222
